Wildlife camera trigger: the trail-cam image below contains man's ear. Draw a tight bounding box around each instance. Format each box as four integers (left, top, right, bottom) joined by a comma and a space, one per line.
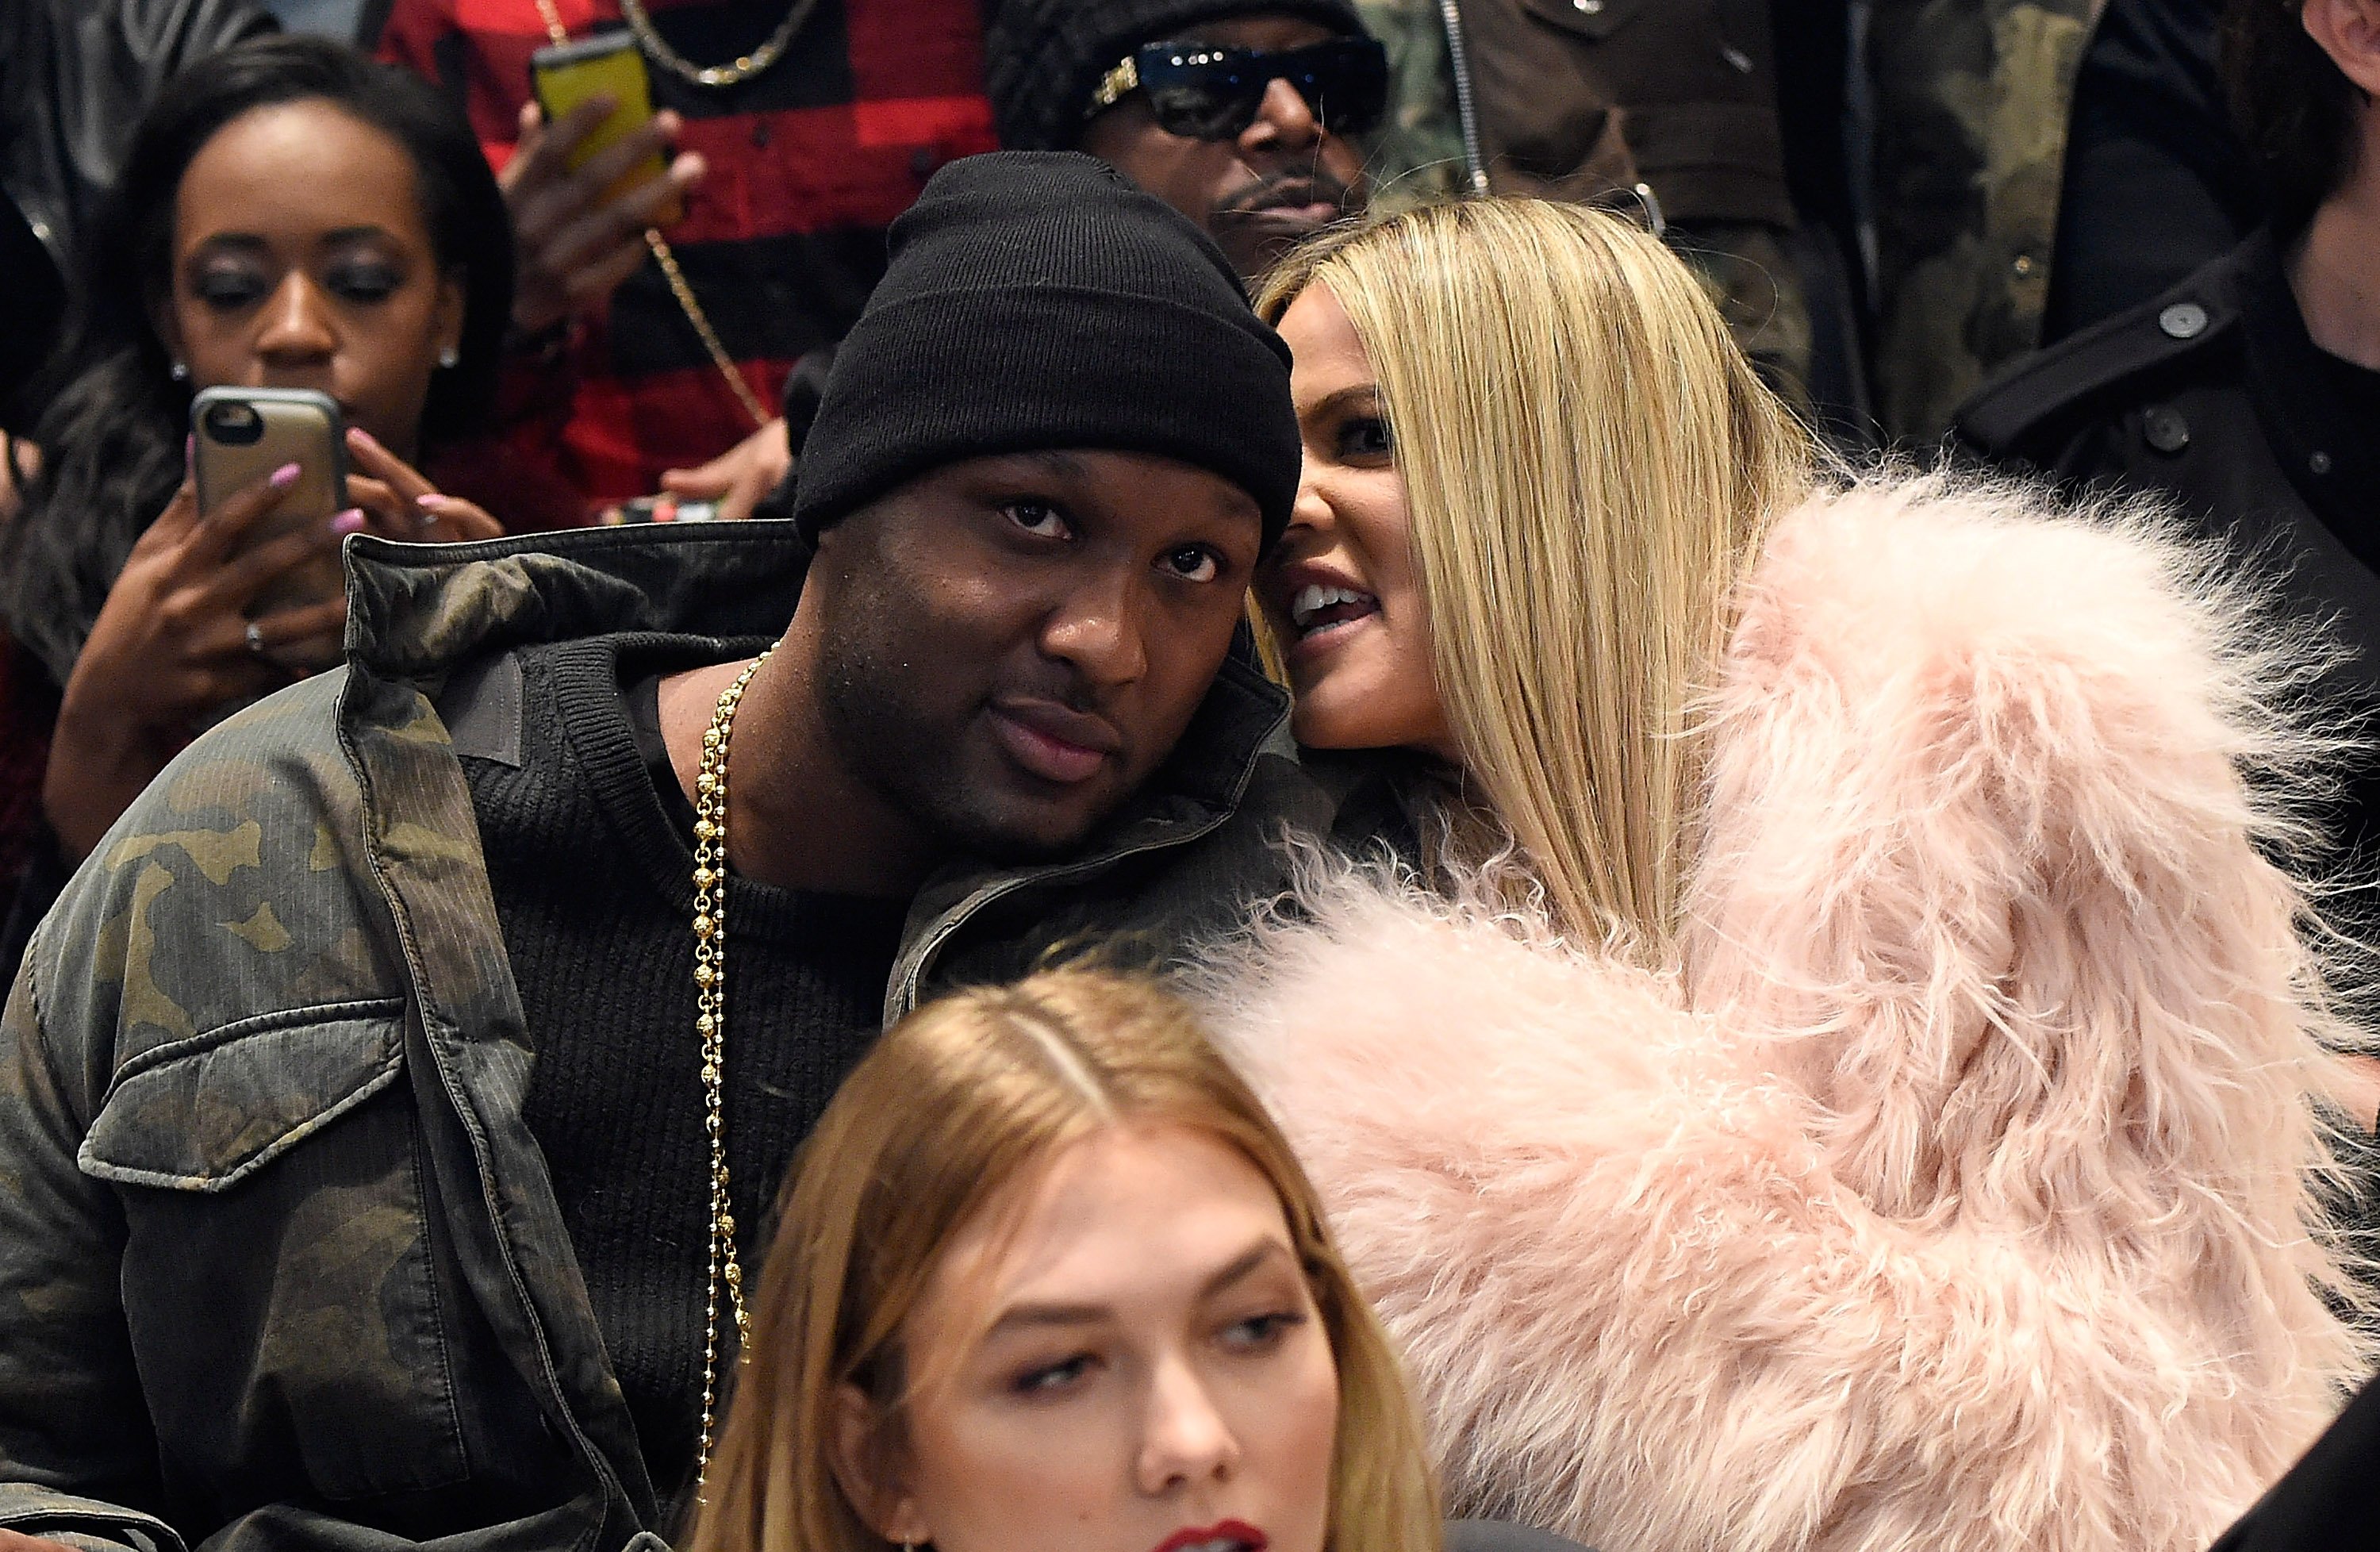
2304, 0, 2380, 97
828, 1381, 930, 1546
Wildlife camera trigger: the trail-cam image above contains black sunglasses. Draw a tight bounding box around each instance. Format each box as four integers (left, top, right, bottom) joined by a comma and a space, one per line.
1084, 37, 1390, 142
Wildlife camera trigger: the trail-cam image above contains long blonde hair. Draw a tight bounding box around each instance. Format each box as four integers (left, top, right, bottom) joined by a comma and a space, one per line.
685, 968, 1443, 1552
1260, 200, 1812, 956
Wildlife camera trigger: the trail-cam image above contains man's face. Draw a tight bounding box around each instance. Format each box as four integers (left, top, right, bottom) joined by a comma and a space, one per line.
1080, 13, 1370, 282
806, 450, 1266, 862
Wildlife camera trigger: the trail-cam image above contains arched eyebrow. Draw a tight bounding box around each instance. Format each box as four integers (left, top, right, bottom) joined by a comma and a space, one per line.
982, 1239, 1293, 1337
1298, 383, 1380, 423
187, 225, 398, 255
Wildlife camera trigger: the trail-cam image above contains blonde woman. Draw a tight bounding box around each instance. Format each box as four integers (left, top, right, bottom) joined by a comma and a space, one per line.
1202, 199, 2374, 1552
686, 967, 1576, 1552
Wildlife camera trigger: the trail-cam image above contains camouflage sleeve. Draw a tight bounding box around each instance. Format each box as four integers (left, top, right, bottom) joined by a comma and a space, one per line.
0, 928, 185, 1552
1353, 0, 1467, 209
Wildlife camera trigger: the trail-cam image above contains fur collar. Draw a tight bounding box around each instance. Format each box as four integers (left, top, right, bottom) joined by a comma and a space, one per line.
1202, 474, 2372, 1552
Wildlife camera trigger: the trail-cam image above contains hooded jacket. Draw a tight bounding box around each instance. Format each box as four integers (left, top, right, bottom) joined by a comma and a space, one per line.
1203, 474, 2372, 1552
0, 520, 1377, 1552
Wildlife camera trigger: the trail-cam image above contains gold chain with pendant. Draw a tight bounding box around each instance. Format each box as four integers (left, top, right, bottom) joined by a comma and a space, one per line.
689, 645, 770, 1494
531, 0, 775, 433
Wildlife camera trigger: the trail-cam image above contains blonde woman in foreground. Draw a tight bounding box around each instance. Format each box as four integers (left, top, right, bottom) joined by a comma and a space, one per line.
1196, 198, 2374, 1552
686, 967, 1580, 1552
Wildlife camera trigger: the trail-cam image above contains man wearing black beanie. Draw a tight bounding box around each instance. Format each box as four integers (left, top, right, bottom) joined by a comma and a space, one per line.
985, 0, 1384, 279
0, 151, 1395, 1544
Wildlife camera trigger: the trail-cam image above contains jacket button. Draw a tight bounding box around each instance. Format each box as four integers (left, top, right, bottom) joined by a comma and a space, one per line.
2142, 404, 2190, 454
2312, 451, 2334, 475
2158, 302, 2209, 340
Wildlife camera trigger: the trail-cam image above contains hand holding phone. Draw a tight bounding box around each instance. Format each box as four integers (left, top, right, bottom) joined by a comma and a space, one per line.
45, 445, 359, 856
508, 34, 706, 334
192, 387, 348, 620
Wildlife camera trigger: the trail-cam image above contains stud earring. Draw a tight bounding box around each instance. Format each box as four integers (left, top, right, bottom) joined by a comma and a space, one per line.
436, 346, 459, 369
169, 361, 189, 382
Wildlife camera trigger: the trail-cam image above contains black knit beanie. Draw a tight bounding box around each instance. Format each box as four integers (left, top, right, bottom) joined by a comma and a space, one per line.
790, 151, 1299, 551
986, 0, 1369, 155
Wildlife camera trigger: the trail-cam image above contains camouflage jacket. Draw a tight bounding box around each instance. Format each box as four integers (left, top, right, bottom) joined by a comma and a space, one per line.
0, 521, 1370, 1552
1868, 0, 2106, 444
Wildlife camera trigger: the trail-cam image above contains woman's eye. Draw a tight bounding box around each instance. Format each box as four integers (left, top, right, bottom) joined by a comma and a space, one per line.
325, 263, 402, 303
1338, 415, 1392, 461
1219, 1310, 1305, 1351
194, 267, 267, 310
1012, 1353, 1096, 1394
1002, 499, 1070, 540
1162, 545, 1222, 584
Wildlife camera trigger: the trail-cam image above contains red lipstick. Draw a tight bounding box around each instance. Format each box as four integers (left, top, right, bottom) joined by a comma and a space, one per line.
1150, 1521, 1269, 1552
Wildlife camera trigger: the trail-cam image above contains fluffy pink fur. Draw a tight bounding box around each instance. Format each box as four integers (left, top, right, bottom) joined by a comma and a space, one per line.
1201, 474, 2374, 1552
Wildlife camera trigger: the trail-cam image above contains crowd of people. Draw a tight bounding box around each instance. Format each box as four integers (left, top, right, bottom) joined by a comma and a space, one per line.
0, 0, 2378, 1550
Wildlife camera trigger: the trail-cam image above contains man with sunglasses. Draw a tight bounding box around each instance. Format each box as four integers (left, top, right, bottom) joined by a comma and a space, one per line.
986, 0, 1383, 281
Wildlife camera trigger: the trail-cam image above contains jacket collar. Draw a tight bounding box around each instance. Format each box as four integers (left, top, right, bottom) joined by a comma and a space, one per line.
344, 518, 1291, 972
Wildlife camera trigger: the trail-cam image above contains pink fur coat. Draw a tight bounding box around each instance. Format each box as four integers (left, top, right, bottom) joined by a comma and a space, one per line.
1202, 475, 2374, 1552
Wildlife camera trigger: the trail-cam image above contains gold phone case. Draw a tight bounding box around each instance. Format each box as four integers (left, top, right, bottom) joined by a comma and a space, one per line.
191, 386, 349, 630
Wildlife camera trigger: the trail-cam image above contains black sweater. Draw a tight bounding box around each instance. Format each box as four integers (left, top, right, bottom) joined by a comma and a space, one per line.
462, 635, 904, 1502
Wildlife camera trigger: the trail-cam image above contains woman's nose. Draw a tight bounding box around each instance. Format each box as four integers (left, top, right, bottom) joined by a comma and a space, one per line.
1134, 1358, 1242, 1495
1286, 463, 1338, 537
254, 274, 337, 364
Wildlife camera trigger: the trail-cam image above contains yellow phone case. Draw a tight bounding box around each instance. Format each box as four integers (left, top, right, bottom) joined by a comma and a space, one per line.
530, 33, 678, 221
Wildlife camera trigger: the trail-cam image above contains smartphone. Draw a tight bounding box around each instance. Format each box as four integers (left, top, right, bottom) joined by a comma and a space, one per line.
530, 32, 678, 223
599, 494, 720, 524
191, 386, 348, 623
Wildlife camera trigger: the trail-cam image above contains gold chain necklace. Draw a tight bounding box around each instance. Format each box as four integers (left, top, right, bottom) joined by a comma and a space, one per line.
531, 0, 774, 433
618, 0, 822, 88
689, 645, 770, 1494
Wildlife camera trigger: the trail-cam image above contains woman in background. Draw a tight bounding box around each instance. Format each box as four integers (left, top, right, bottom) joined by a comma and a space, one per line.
1203, 198, 2372, 1552
0, 35, 511, 973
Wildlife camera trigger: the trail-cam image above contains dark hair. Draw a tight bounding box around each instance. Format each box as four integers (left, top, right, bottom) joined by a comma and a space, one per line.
0, 35, 513, 684
2222, 0, 2369, 234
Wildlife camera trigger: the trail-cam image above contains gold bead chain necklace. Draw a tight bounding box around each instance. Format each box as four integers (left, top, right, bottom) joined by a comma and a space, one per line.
688, 645, 771, 1492
531, 0, 781, 432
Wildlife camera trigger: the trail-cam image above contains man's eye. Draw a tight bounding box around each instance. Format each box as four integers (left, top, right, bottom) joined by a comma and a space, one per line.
194, 267, 267, 310
1013, 1353, 1095, 1394
1338, 415, 1392, 460
1002, 499, 1070, 540
1163, 545, 1222, 584
326, 262, 402, 303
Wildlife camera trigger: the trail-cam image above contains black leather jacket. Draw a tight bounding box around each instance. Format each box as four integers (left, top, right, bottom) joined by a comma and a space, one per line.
0, 0, 272, 290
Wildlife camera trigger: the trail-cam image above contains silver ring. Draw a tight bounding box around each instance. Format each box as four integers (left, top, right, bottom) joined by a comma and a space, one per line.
244, 621, 267, 656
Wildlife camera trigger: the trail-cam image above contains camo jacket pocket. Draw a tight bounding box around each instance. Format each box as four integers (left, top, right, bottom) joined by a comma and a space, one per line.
79, 999, 469, 1500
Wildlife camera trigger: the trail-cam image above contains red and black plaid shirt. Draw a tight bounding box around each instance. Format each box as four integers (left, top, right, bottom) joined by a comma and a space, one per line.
379, 0, 994, 521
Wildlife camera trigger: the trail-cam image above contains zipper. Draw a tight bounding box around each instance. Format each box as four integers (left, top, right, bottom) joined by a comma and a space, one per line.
1438, 0, 1491, 193
336, 678, 648, 1535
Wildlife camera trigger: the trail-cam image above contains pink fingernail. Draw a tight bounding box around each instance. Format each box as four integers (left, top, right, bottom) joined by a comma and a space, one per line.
330, 509, 367, 535
184, 434, 194, 471
416, 493, 443, 508
270, 462, 301, 488
347, 426, 378, 449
